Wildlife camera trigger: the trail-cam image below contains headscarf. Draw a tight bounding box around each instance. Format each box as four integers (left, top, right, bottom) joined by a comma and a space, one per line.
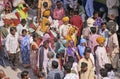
78, 38, 87, 57
41, 33, 50, 45
96, 37, 105, 44
62, 16, 69, 22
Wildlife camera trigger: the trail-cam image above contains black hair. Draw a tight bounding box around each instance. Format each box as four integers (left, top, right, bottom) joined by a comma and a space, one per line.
90, 27, 96, 34
10, 27, 16, 33
93, 11, 99, 15
105, 63, 113, 72
32, 33, 38, 39
37, 72, 45, 78
85, 47, 91, 53
43, 2, 48, 8
52, 60, 58, 69
56, 1, 61, 4
68, 56, 74, 64
22, 29, 27, 34
21, 19, 26, 24
101, 22, 107, 26
21, 71, 29, 79
64, 62, 72, 73
56, 53, 61, 58
100, 68, 108, 77
43, 40, 49, 46
74, 9, 79, 15
81, 62, 88, 68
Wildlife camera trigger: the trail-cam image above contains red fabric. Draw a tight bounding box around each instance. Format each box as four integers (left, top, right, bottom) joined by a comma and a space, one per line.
70, 15, 83, 36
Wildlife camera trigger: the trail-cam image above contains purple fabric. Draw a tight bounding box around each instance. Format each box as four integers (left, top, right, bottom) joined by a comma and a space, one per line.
93, 17, 102, 27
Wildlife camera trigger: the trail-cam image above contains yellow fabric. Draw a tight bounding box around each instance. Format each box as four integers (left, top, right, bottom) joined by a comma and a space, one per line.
62, 16, 69, 22
17, 4, 28, 19
40, 17, 50, 32
96, 37, 105, 44
43, 10, 50, 17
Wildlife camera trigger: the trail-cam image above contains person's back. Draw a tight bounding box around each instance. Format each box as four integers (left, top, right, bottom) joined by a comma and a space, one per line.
47, 61, 64, 79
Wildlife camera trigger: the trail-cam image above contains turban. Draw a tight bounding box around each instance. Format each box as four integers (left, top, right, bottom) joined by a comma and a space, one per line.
62, 16, 69, 22
43, 10, 50, 17
96, 37, 105, 44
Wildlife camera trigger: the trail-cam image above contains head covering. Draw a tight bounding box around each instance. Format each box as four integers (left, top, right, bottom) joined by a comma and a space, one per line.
43, 10, 50, 17
62, 16, 69, 22
87, 18, 95, 27
96, 37, 105, 44
78, 38, 87, 57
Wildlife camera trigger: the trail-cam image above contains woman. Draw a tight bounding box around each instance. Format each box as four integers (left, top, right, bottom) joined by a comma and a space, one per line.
78, 38, 87, 58
19, 29, 30, 68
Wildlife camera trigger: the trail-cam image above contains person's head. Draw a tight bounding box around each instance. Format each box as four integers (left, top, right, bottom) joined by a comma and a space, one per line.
43, 10, 50, 17
52, 60, 58, 69
104, 63, 113, 72
96, 37, 105, 46
0, 69, 6, 79
80, 38, 87, 47
100, 68, 108, 77
32, 33, 38, 42
43, 40, 49, 49
68, 56, 74, 64
56, 1, 62, 9
22, 29, 27, 37
101, 22, 107, 30
47, 52, 54, 59
81, 62, 88, 73
62, 16, 69, 25
90, 27, 96, 34
85, 47, 92, 53
21, 71, 30, 79
84, 50, 90, 60
21, 19, 26, 26
93, 11, 99, 19
64, 62, 72, 73
43, 2, 48, 8
37, 72, 45, 79
10, 27, 16, 35
74, 10, 79, 15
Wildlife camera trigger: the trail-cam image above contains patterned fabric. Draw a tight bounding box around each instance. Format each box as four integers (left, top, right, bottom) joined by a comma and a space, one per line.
19, 35, 30, 64
93, 17, 102, 27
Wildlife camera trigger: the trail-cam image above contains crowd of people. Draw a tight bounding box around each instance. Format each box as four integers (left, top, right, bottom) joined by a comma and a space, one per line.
0, 0, 120, 79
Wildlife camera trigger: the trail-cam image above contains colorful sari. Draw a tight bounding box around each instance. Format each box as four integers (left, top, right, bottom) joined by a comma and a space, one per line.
19, 35, 30, 64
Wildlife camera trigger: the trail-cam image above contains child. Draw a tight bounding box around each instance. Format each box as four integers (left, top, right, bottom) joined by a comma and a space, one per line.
105, 63, 115, 79
100, 68, 110, 79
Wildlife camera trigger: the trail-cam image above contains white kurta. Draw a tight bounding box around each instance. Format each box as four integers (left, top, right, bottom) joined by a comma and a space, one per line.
106, 0, 119, 17
95, 46, 110, 79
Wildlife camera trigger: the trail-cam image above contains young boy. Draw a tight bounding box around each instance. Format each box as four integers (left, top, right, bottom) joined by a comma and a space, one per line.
100, 68, 110, 79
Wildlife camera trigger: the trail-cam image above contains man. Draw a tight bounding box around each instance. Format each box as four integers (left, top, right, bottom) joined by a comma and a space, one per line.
78, 48, 95, 79
64, 62, 79, 79
53, 1, 65, 25
70, 10, 83, 37
107, 28, 119, 71
88, 27, 100, 54
47, 60, 64, 79
106, 0, 119, 18
5, 27, 20, 70
95, 37, 110, 79
59, 16, 72, 40
38, 0, 52, 19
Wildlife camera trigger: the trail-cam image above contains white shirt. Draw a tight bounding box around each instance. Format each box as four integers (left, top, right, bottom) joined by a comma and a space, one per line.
103, 77, 110, 79
5, 33, 19, 54
108, 71, 115, 79
64, 73, 79, 79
